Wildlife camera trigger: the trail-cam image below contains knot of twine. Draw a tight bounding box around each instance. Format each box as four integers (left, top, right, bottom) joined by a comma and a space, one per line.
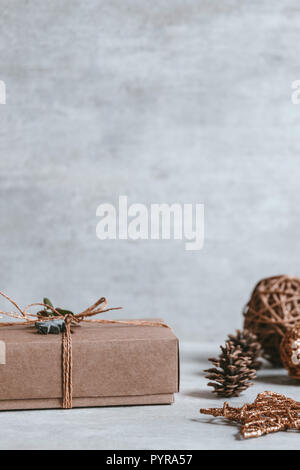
0, 292, 170, 409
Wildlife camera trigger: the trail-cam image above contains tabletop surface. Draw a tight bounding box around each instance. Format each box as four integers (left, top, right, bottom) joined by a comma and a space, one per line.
0, 341, 299, 450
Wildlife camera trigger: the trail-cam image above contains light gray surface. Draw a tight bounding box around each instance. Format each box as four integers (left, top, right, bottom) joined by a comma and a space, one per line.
0, 341, 299, 450
1, 1, 300, 343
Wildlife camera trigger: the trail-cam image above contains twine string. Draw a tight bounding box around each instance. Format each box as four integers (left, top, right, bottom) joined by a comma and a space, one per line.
62, 315, 73, 409
0, 292, 170, 409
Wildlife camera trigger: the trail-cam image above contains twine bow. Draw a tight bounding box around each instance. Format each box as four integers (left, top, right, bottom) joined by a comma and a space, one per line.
0, 292, 170, 409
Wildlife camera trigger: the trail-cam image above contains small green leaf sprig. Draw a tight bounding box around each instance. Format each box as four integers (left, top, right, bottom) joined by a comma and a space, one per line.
38, 297, 74, 318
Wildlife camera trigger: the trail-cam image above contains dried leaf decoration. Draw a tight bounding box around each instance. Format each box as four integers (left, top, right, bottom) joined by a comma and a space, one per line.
35, 298, 74, 334
37, 298, 74, 318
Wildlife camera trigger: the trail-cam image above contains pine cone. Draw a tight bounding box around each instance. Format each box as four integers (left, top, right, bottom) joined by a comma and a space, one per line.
227, 329, 262, 370
204, 341, 257, 397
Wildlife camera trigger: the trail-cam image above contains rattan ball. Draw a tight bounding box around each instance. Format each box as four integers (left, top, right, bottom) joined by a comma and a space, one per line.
244, 275, 300, 366
280, 323, 300, 379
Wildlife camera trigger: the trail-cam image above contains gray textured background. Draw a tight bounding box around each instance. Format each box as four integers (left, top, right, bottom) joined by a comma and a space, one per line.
0, 0, 299, 342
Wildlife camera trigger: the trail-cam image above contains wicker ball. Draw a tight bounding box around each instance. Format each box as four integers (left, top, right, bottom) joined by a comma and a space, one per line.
280, 323, 300, 379
244, 275, 300, 366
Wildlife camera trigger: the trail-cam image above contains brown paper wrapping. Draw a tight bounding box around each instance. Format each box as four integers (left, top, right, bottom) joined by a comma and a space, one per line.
0, 320, 179, 410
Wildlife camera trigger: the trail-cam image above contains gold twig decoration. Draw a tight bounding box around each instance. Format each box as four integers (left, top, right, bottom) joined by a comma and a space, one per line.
200, 391, 300, 438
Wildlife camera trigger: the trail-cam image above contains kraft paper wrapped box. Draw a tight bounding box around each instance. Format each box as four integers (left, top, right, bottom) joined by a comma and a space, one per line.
0, 320, 179, 410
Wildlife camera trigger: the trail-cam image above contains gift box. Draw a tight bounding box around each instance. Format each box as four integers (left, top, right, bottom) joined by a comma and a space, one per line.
0, 320, 179, 410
